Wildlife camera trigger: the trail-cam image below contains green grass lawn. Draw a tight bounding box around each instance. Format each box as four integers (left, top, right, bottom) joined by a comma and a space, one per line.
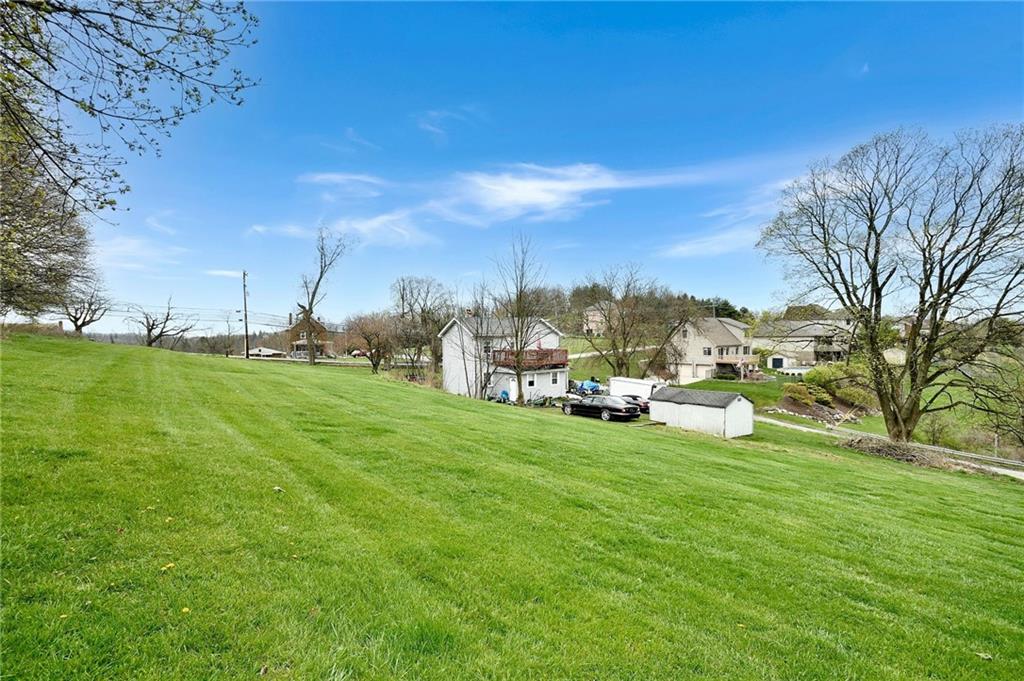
3, 335, 1023, 679
687, 377, 796, 409
569, 352, 650, 383
563, 335, 609, 355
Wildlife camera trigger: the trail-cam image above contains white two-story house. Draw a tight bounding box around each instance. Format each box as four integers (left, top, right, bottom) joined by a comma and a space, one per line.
666, 317, 755, 383
438, 315, 569, 401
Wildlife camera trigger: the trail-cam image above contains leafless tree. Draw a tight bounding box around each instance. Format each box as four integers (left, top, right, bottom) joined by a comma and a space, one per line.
127, 298, 197, 348
61, 277, 110, 334
345, 312, 394, 374
580, 264, 696, 378
492, 235, 549, 405
967, 347, 1024, 448
449, 282, 502, 400
391, 275, 453, 374
759, 125, 1024, 441
297, 227, 354, 365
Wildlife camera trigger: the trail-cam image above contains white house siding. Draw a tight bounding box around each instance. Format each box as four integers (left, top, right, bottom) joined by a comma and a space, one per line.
441, 328, 479, 397
492, 369, 567, 401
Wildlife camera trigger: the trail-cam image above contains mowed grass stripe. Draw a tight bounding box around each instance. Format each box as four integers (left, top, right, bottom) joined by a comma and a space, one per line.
2, 335, 1023, 679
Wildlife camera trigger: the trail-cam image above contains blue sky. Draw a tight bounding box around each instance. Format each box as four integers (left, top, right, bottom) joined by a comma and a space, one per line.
90, 1, 1023, 333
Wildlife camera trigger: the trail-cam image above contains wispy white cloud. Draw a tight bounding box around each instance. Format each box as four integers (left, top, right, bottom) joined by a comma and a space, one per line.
145, 211, 177, 236
95, 236, 188, 271
661, 178, 792, 259
330, 209, 436, 247
245, 223, 313, 239
414, 105, 484, 144
297, 172, 388, 199
204, 269, 243, 278
427, 162, 713, 227
344, 127, 380, 151
661, 226, 761, 258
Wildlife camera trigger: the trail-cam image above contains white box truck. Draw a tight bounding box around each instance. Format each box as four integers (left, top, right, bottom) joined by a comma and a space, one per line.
608, 376, 667, 398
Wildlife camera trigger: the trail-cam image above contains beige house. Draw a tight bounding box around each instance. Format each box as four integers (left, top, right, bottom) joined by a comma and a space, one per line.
666, 317, 755, 382
582, 303, 609, 336
751, 319, 853, 369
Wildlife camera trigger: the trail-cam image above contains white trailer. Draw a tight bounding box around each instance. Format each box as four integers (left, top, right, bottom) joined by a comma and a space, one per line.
608, 376, 667, 398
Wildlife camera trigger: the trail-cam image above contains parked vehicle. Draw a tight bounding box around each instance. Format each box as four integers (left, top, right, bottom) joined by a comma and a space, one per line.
562, 395, 640, 421
621, 394, 650, 413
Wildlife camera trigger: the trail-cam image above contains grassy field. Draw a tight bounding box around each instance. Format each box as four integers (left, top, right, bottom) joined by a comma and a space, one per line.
3, 335, 1023, 679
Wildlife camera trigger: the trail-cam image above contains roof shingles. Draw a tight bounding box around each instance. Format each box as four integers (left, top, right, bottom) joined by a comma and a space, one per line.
650, 387, 750, 408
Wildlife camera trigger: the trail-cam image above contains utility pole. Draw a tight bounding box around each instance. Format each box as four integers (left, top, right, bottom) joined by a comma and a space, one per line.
242, 270, 250, 359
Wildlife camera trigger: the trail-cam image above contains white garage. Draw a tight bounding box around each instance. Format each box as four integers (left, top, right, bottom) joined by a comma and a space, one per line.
649, 387, 754, 439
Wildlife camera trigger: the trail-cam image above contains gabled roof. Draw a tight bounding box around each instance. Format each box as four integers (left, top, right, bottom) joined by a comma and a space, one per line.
650, 387, 752, 409
753, 319, 852, 339
692, 317, 748, 346
437, 316, 564, 339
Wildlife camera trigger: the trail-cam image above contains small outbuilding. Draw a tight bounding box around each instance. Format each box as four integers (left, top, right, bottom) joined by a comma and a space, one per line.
250, 346, 286, 358
649, 387, 754, 439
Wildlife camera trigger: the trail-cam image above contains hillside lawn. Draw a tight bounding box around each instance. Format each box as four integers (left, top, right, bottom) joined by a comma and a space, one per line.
2, 335, 1023, 679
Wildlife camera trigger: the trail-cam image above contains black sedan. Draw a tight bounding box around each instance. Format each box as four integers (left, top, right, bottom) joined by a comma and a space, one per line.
621, 394, 650, 413
562, 395, 640, 421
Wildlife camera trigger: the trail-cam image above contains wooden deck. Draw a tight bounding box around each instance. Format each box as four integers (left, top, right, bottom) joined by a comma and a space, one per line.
491, 348, 569, 368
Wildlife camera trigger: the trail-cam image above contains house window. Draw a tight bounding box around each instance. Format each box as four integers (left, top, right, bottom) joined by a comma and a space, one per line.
743, 346, 750, 354
717, 347, 725, 357
527, 377, 535, 387
681, 329, 688, 338
483, 342, 492, 357
551, 372, 559, 385
300, 331, 307, 339
703, 347, 712, 356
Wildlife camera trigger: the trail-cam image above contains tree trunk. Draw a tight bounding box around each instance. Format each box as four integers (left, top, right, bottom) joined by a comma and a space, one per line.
305, 316, 316, 366
514, 363, 525, 406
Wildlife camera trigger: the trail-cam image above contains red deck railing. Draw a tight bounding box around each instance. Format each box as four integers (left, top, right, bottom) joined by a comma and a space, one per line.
491, 348, 569, 369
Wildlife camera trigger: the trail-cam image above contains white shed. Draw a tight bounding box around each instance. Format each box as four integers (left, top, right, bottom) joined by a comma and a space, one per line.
608, 376, 667, 398
649, 387, 754, 439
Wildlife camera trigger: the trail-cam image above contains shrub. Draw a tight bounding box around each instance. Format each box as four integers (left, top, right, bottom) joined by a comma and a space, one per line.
835, 386, 878, 410
806, 384, 834, 407
783, 382, 814, 406
714, 372, 737, 381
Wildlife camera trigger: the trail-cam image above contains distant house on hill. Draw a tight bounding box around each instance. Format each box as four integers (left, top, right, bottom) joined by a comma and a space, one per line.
751, 318, 853, 369
284, 314, 336, 359
666, 317, 755, 383
582, 303, 610, 336
438, 315, 568, 401
649, 387, 754, 438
